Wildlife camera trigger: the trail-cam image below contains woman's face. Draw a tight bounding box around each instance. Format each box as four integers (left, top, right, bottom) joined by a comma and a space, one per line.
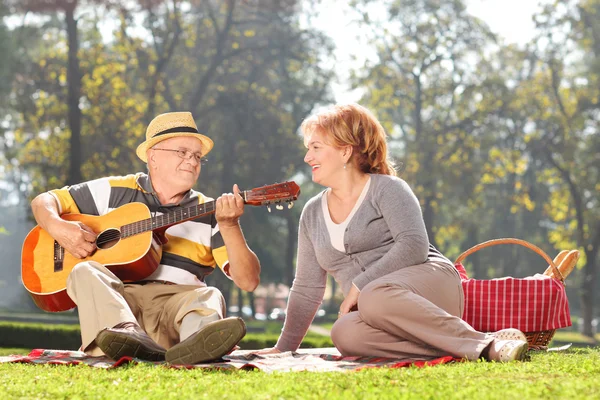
303, 129, 347, 186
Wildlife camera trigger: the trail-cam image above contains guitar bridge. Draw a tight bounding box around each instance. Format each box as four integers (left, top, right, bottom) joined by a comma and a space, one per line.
54, 241, 64, 272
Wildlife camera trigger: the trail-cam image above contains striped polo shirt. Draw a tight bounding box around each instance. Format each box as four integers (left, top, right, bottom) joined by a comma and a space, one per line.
49, 172, 229, 286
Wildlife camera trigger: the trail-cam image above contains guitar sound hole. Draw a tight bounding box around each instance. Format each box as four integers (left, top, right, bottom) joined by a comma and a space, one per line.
96, 228, 121, 250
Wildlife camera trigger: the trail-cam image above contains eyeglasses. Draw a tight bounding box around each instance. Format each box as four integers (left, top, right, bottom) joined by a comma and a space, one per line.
152, 148, 208, 165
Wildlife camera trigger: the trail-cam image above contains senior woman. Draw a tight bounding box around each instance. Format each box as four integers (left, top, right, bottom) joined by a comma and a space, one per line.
260, 103, 528, 362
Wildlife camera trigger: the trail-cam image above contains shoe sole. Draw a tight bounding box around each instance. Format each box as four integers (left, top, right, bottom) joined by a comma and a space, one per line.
501, 341, 529, 362
166, 318, 246, 365
96, 330, 166, 361
511, 341, 529, 361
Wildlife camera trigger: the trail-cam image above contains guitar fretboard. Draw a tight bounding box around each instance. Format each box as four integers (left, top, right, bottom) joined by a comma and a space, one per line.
119, 200, 217, 237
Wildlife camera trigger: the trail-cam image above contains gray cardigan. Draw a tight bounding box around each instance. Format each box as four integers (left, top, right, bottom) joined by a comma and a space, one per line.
275, 174, 451, 351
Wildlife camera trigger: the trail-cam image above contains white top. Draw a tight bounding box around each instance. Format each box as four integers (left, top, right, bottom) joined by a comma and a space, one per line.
321, 177, 371, 252
144, 265, 209, 287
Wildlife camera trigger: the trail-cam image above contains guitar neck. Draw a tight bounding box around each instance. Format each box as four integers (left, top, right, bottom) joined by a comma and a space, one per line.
120, 191, 249, 237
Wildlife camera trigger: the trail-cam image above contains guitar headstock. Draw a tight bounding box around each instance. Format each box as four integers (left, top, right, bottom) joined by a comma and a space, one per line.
243, 181, 301, 211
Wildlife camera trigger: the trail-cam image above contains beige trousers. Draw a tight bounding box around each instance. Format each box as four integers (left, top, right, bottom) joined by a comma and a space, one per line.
66, 261, 225, 356
331, 261, 494, 361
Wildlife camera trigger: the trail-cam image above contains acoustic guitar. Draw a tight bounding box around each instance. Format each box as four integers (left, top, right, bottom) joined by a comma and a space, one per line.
21, 181, 300, 312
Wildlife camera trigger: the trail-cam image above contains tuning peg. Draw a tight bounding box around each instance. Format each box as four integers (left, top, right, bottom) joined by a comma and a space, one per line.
266, 205, 271, 213
276, 204, 284, 210
288, 202, 294, 209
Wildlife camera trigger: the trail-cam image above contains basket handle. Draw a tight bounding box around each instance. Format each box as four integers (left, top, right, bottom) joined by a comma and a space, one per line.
454, 238, 564, 284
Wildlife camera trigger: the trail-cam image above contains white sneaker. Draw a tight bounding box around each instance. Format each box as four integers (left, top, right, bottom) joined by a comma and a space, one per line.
493, 328, 528, 342
487, 339, 529, 362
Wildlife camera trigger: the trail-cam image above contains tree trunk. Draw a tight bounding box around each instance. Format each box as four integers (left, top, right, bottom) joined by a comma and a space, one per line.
284, 213, 297, 288
65, 3, 82, 184
422, 194, 437, 247
237, 286, 244, 317
414, 75, 437, 247
462, 226, 481, 278
504, 172, 518, 277
206, 270, 232, 313
327, 276, 337, 312
248, 291, 255, 318
187, 1, 235, 113
580, 247, 598, 339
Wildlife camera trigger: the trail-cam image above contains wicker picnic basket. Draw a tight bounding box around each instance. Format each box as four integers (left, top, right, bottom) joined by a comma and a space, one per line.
454, 238, 569, 350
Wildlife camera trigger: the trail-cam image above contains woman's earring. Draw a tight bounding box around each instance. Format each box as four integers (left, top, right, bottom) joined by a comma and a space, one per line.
343, 163, 347, 170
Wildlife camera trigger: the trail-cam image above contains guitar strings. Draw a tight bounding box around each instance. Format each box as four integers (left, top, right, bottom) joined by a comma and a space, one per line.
93, 202, 216, 246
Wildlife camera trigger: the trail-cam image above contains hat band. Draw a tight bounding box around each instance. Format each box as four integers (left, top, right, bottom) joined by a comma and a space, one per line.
152, 126, 199, 138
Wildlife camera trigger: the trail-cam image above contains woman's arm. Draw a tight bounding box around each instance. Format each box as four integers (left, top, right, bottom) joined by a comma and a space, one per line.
275, 213, 327, 352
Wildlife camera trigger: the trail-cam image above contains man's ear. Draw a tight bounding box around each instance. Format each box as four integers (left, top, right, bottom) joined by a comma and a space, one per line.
147, 150, 157, 169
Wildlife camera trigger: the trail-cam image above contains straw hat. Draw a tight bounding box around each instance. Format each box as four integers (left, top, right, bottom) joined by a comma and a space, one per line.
136, 112, 214, 162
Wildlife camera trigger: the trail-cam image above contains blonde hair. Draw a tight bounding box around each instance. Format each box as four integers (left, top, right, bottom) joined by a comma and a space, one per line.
301, 103, 397, 176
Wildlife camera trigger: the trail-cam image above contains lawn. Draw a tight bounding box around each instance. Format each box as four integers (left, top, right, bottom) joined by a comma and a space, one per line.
1, 341, 599, 399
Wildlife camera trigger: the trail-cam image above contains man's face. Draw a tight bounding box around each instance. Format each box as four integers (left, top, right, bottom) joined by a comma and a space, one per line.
149, 136, 203, 191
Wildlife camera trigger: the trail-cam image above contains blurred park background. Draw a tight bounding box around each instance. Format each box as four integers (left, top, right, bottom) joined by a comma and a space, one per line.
0, 0, 598, 340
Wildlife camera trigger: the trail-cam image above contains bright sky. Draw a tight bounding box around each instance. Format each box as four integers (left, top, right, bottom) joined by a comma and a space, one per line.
311, 0, 553, 102
467, 0, 551, 43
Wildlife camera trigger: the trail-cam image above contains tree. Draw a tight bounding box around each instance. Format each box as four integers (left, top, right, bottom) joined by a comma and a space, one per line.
351, 0, 496, 248
8, 0, 109, 184
348, 0, 578, 283
526, 0, 600, 338
6, 0, 334, 310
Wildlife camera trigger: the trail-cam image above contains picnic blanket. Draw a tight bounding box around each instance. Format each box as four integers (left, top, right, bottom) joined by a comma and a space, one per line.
0, 348, 461, 372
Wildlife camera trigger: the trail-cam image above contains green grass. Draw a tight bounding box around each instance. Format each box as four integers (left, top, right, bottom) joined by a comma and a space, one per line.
315, 322, 334, 331
552, 330, 600, 345
2, 325, 599, 398
1, 348, 599, 399
0, 348, 28, 356
245, 320, 285, 334
245, 320, 328, 339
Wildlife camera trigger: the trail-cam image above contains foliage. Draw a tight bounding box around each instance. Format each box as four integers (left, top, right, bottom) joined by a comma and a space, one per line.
351, 0, 496, 250
524, 0, 600, 337
1, 0, 599, 335
0, 320, 333, 350
3, 0, 334, 301
350, 0, 599, 333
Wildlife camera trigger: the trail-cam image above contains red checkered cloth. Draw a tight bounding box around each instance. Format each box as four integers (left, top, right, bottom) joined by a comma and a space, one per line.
455, 263, 571, 332
0, 349, 462, 372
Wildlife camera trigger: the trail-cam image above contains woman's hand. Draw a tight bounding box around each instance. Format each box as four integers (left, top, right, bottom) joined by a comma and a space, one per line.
338, 284, 360, 318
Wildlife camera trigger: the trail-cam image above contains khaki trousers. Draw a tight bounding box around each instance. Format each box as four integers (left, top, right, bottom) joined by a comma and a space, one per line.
331, 261, 494, 361
66, 261, 225, 356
